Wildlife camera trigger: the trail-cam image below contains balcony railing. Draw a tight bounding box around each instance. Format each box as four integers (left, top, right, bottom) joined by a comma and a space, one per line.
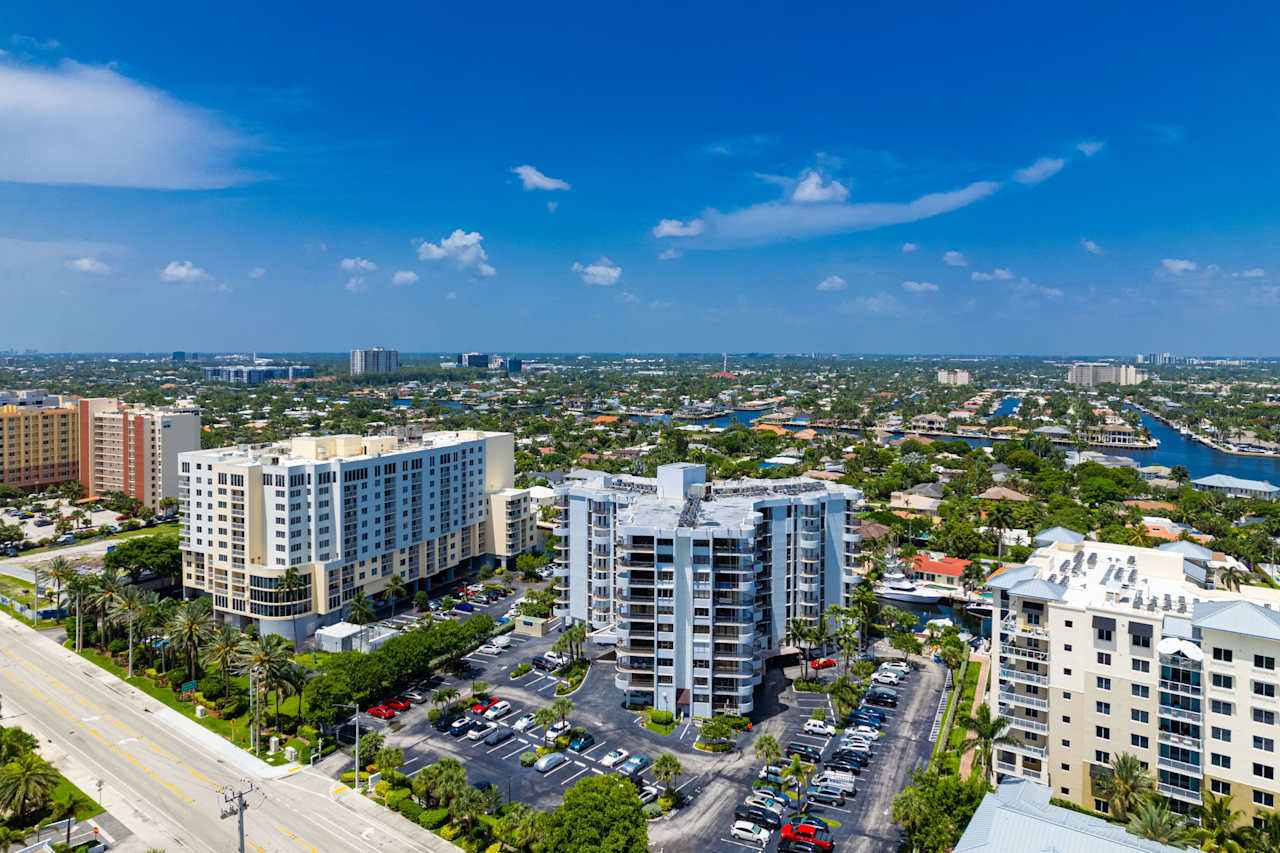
1005, 741, 1047, 759
998, 690, 1049, 711
1159, 678, 1202, 697
1000, 641, 1049, 662
994, 760, 1019, 776
1006, 716, 1050, 734
1157, 730, 1199, 750
1157, 755, 1203, 777
1001, 616, 1049, 638
1000, 666, 1049, 687
1157, 782, 1202, 804
1158, 705, 1202, 724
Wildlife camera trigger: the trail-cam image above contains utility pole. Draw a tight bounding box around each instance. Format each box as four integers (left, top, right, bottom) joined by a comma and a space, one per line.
218, 781, 254, 853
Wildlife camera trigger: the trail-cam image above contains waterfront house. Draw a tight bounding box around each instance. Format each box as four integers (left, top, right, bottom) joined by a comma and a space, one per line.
1191, 473, 1280, 500
910, 553, 970, 591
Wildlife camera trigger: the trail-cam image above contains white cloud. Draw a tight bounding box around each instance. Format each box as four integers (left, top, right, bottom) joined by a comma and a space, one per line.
572, 257, 622, 286
547, 201, 558, 213
1013, 277, 1064, 299
391, 270, 419, 286
901, 280, 938, 292
993, 268, 1013, 280
1081, 239, 1103, 255
511, 164, 570, 191
653, 218, 705, 238
1013, 156, 1066, 185
901, 242, 918, 253
417, 230, 496, 277
340, 256, 376, 272
971, 271, 993, 280
1240, 268, 1265, 278
649, 299, 673, 310
702, 134, 775, 157
161, 260, 210, 282
839, 292, 901, 316
344, 275, 366, 293
12, 35, 60, 51
1162, 258, 1197, 275
652, 181, 999, 249
247, 266, 266, 278
791, 170, 849, 203
943, 250, 967, 267
658, 248, 681, 260
0, 59, 253, 189
816, 275, 847, 292
64, 256, 110, 275
1076, 141, 1105, 157
616, 291, 639, 304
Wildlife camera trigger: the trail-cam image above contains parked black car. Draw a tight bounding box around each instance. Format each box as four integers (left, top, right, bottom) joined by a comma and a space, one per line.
532, 655, 558, 672
785, 743, 823, 763
733, 805, 782, 830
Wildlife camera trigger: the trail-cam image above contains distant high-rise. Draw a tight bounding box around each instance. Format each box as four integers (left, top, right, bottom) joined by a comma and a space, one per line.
937, 368, 971, 386
1066, 363, 1147, 387
350, 347, 399, 375
505, 357, 522, 373
203, 365, 314, 385
172, 351, 186, 363
457, 352, 489, 368
74, 400, 202, 510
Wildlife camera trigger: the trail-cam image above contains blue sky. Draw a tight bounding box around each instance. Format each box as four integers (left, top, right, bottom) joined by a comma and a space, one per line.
3, 1, 1280, 355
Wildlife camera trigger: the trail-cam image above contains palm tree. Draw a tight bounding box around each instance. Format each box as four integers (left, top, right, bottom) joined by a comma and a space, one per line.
1093, 753, 1154, 821
276, 665, 307, 729
423, 757, 467, 806
432, 687, 459, 714
955, 703, 1020, 783
348, 590, 376, 652
0, 728, 37, 762
66, 571, 95, 653
449, 785, 488, 837
108, 584, 149, 677
891, 785, 929, 839
167, 598, 214, 681
652, 753, 683, 795
87, 566, 125, 646
781, 755, 816, 814
786, 617, 814, 666
533, 706, 557, 734
1190, 790, 1246, 853
1252, 808, 1280, 853
236, 634, 292, 732
1216, 564, 1251, 592
45, 556, 75, 618
149, 596, 179, 672
985, 502, 1015, 560
202, 626, 245, 692
753, 734, 782, 767
0, 826, 24, 853
1126, 799, 1189, 846
49, 789, 92, 847
277, 565, 306, 650
381, 573, 406, 612
828, 675, 863, 718
0, 751, 60, 820
495, 801, 542, 852
550, 697, 573, 725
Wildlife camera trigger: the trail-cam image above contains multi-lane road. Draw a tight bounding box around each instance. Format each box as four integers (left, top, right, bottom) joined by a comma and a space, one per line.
0, 612, 461, 853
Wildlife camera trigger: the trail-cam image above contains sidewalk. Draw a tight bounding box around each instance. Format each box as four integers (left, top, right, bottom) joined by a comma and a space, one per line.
957, 652, 990, 777
332, 785, 465, 852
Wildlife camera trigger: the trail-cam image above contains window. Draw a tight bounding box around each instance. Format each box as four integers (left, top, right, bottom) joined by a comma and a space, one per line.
1212, 673, 1234, 689
1097, 652, 1112, 665
1211, 753, 1231, 769
1064, 668, 1072, 676
1256, 791, 1276, 808
1132, 659, 1150, 673
1212, 700, 1234, 715
1097, 701, 1111, 715
1064, 644, 1072, 652
1132, 709, 1150, 723
1062, 715, 1072, 724
1131, 633, 1151, 649
1253, 762, 1274, 780
1254, 681, 1277, 698
1131, 734, 1149, 749
1214, 647, 1233, 662
1256, 654, 1276, 670
1132, 684, 1150, 699
1096, 628, 1113, 642
1212, 726, 1232, 742
1097, 676, 1112, 690
1095, 750, 1110, 764
1210, 779, 1231, 795
1096, 726, 1110, 740
1256, 736, 1276, 753
1254, 708, 1276, 726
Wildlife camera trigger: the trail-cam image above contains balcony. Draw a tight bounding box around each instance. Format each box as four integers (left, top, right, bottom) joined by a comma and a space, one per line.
1005, 741, 1047, 759
1159, 678, 1201, 697
1158, 705, 1202, 724
1157, 755, 1202, 777
1000, 641, 1049, 663
998, 690, 1049, 711
1157, 730, 1199, 750
994, 760, 1019, 777
1001, 616, 1049, 638
1006, 715, 1050, 735
1156, 782, 1202, 804
1000, 666, 1049, 687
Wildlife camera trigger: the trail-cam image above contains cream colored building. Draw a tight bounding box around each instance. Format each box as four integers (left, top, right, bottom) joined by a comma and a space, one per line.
178, 431, 535, 640
75, 400, 201, 510
988, 537, 1280, 825
0, 390, 79, 491
937, 368, 971, 386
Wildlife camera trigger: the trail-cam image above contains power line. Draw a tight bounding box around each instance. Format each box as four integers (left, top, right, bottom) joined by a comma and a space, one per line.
218, 780, 255, 853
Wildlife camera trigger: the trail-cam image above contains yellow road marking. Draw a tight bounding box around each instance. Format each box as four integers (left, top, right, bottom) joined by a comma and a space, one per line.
332, 785, 347, 794
248, 842, 266, 853
277, 825, 320, 852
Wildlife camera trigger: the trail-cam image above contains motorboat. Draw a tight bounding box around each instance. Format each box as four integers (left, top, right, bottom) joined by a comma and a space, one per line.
874, 571, 944, 604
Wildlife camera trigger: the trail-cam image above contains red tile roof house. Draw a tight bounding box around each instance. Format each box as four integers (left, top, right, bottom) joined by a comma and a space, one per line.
910, 554, 971, 592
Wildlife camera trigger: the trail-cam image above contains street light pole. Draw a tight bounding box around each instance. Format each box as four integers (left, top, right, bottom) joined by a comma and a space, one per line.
335, 703, 360, 791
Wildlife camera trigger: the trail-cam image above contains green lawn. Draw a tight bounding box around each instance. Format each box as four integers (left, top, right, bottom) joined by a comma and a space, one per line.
292, 650, 340, 671
18, 521, 179, 556
0, 774, 104, 839
644, 710, 676, 735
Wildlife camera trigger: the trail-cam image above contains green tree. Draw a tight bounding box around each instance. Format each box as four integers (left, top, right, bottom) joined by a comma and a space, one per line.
277, 565, 307, 651
48, 789, 93, 847
167, 597, 214, 681
652, 753, 683, 794
1093, 752, 1154, 822
955, 703, 1020, 783
0, 751, 60, 820
550, 697, 574, 725
533, 706, 558, 733
381, 573, 406, 611
1189, 790, 1246, 853
0, 728, 38, 763
45, 556, 76, 619
781, 755, 816, 814
108, 584, 151, 677
544, 774, 647, 853
448, 785, 488, 837
202, 626, 245, 692
87, 566, 125, 646
1125, 799, 1189, 846
495, 801, 546, 852
432, 687, 459, 714
752, 734, 782, 767
348, 590, 376, 653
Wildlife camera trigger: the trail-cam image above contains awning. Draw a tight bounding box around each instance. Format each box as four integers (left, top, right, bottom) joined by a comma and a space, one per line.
1092, 615, 1116, 631
1129, 621, 1153, 638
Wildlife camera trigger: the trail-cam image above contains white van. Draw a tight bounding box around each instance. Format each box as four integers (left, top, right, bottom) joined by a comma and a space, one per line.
871, 671, 901, 686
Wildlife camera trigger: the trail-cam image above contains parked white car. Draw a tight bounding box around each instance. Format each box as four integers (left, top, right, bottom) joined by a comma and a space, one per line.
845, 725, 882, 739
600, 748, 630, 768
467, 721, 498, 741
729, 821, 770, 846
544, 720, 571, 742
477, 643, 503, 655
511, 712, 537, 732
871, 671, 901, 686
492, 635, 513, 648
533, 752, 567, 773
803, 719, 836, 736
483, 700, 512, 720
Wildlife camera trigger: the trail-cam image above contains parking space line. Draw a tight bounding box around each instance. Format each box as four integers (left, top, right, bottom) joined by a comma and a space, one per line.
543, 759, 573, 777
718, 838, 757, 850
579, 739, 606, 757
561, 765, 591, 785
501, 745, 526, 759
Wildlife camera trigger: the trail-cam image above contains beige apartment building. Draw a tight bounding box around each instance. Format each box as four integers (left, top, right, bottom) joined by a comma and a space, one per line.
74, 400, 201, 510
0, 390, 78, 491
989, 536, 1280, 826
178, 431, 536, 640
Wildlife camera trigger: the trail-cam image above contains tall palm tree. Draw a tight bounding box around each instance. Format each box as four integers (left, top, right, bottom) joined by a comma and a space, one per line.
236, 634, 292, 732
0, 728, 37, 762
108, 585, 149, 677
66, 571, 96, 653
348, 590, 376, 652
45, 556, 75, 618
202, 626, 245, 692
149, 596, 179, 672
1190, 790, 1246, 853
277, 565, 306, 651
0, 751, 60, 820
532, 706, 557, 734
781, 755, 816, 815
955, 703, 1020, 783
652, 753, 683, 795
550, 697, 573, 725
423, 757, 467, 806
1093, 753, 1154, 821
381, 573, 406, 612
1251, 808, 1280, 853
276, 665, 307, 729
87, 567, 125, 646
495, 801, 542, 852
985, 503, 1015, 560
828, 675, 863, 718
49, 789, 92, 847
1126, 799, 1189, 846
449, 785, 488, 837
167, 598, 214, 681
1215, 564, 1250, 592
752, 734, 782, 767
0, 825, 24, 853
432, 687, 459, 714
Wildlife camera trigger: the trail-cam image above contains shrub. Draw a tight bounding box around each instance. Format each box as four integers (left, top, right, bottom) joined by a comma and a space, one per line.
396, 799, 423, 823
297, 724, 318, 743
165, 667, 186, 691
374, 780, 391, 799
198, 676, 227, 700
107, 638, 128, 655
439, 824, 461, 841
810, 708, 826, 721
428, 708, 442, 723
535, 746, 552, 758
642, 802, 663, 818
510, 663, 532, 678
485, 843, 502, 853
657, 795, 674, 812
721, 715, 751, 731
553, 735, 569, 750
519, 750, 538, 767
219, 695, 248, 718
420, 808, 450, 830
650, 709, 674, 725
340, 771, 356, 784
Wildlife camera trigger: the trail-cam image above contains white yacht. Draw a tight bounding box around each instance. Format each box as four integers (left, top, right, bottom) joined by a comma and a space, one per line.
875, 571, 944, 604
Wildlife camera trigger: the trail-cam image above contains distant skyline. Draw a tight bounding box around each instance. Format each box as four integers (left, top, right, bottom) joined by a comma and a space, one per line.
2, 2, 1279, 354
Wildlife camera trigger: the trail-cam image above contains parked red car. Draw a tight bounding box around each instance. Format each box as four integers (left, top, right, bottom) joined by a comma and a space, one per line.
781, 823, 833, 851
386, 697, 411, 711
367, 705, 396, 720
809, 657, 836, 670
471, 696, 500, 715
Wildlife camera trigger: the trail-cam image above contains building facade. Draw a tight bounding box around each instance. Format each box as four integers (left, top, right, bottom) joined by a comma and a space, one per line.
457, 353, 489, 368
350, 347, 400, 376
1066, 363, 1148, 387
77, 402, 201, 509
0, 390, 78, 491
987, 537, 1280, 825
202, 366, 314, 385
178, 431, 536, 639
553, 463, 861, 717
937, 368, 972, 386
